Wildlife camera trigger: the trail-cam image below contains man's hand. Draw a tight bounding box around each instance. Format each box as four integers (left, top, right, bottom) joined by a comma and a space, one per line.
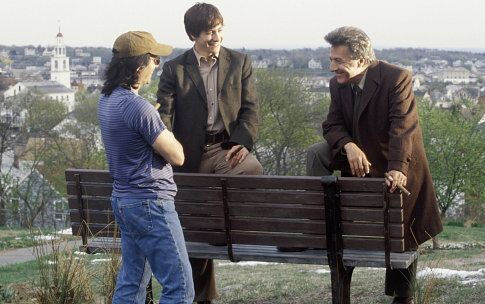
225, 145, 249, 168
385, 170, 407, 193
344, 142, 372, 177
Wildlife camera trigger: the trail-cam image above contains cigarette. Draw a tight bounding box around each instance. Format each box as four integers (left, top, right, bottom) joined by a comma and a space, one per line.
384, 173, 411, 196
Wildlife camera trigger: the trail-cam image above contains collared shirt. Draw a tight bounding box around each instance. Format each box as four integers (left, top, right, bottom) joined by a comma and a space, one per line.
193, 47, 225, 133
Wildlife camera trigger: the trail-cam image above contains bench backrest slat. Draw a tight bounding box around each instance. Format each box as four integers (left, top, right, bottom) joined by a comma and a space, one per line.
66, 169, 405, 253
69, 215, 403, 238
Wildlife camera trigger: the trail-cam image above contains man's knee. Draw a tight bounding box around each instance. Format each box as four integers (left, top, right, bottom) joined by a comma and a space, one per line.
241, 154, 263, 175
307, 141, 331, 159
306, 140, 333, 176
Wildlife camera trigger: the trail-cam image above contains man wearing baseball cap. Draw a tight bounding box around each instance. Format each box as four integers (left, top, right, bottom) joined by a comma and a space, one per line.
98, 31, 195, 304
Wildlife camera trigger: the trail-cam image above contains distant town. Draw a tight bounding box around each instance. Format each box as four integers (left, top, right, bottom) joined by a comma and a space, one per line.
0, 30, 484, 231
1, 30, 485, 113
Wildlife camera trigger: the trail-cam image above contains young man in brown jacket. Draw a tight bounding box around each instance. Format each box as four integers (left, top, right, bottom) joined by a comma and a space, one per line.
157, 3, 262, 303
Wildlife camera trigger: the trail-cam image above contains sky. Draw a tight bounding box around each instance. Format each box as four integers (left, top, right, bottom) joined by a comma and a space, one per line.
1, 0, 484, 51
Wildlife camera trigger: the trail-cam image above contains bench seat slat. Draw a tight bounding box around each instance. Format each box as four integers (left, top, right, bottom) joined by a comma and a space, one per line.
182, 230, 404, 252
81, 239, 416, 268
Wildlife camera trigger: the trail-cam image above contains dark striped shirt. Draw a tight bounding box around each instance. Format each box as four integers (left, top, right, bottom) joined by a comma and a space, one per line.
98, 86, 176, 199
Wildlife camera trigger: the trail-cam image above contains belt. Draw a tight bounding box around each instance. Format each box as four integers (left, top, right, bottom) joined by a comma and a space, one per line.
205, 131, 228, 146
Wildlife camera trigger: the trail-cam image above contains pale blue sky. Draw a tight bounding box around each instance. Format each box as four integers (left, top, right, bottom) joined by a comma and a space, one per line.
1, 0, 484, 50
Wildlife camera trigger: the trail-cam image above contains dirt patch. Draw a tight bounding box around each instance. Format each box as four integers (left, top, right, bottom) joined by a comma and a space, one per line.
3, 283, 37, 303
446, 251, 485, 268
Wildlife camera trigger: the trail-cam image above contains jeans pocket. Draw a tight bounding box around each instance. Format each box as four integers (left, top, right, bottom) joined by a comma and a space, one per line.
119, 199, 153, 236
160, 199, 176, 213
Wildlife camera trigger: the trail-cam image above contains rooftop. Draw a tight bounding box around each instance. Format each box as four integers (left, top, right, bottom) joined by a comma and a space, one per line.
22, 81, 74, 94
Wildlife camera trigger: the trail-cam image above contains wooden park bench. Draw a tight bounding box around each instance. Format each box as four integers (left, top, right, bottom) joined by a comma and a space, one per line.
65, 168, 418, 304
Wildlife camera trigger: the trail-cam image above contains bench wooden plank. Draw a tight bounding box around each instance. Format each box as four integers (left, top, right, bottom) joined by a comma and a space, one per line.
80, 239, 414, 268
66, 191, 402, 211
65, 169, 113, 183
66, 169, 393, 193
70, 213, 404, 238
68, 198, 403, 223
341, 192, 402, 208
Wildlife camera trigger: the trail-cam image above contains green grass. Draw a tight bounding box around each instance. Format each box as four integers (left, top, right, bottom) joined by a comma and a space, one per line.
0, 225, 484, 303
0, 228, 38, 251
0, 260, 40, 285
438, 225, 485, 243
0, 227, 76, 251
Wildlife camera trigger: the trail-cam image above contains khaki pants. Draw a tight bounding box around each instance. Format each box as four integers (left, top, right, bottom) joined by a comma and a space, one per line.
307, 140, 417, 298
192, 143, 263, 302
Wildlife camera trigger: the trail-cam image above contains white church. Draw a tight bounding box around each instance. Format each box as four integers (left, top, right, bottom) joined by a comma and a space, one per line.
2, 30, 76, 112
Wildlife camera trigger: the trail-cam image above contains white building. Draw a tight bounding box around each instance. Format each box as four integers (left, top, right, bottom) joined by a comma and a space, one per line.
42, 49, 54, 57
74, 49, 91, 57
252, 59, 270, 69
452, 60, 462, 67
24, 48, 36, 56
308, 58, 322, 69
276, 57, 292, 68
1, 81, 27, 98
92, 56, 102, 64
23, 81, 75, 111
0, 49, 9, 58
2, 80, 75, 112
440, 67, 471, 84
412, 77, 421, 91
50, 31, 71, 88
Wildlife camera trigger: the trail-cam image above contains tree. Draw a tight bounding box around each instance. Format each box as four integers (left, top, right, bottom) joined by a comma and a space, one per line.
0, 95, 26, 225
0, 93, 67, 227
419, 99, 485, 219
254, 69, 329, 175
40, 91, 107, 195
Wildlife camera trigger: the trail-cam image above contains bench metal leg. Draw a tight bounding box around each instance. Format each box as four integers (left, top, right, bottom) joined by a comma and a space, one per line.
145, 276, 154, 304
330, 260, 354, 304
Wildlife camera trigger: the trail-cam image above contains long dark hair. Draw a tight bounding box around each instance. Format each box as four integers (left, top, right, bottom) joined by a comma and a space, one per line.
101, 51, 151, 96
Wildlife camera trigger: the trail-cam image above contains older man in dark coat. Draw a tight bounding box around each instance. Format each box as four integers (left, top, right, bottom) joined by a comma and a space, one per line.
157, 3, 262, 304
307, 26, 442, 304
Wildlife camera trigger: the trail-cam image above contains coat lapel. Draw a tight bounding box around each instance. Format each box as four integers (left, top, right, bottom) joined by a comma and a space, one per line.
356, 61, 380, 121
217, 47, 230, 96
184, 50, 207, 105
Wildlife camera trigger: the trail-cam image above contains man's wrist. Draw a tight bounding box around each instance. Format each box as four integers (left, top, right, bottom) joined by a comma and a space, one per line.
343, 142, 354, 153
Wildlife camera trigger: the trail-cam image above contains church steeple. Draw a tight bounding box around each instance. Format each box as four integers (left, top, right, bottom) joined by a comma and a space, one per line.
50, 25, 71, 88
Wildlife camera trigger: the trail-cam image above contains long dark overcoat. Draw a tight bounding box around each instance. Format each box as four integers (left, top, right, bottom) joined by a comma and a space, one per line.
323, 61, 443, 249
157, 47, 259, 172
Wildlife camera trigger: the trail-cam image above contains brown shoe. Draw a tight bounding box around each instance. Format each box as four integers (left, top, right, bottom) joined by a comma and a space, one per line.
197, 301, 212, 304
391, 297, 414, 304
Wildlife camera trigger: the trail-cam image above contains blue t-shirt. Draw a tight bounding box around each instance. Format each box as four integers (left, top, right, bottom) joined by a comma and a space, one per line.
98, 86, 177, 199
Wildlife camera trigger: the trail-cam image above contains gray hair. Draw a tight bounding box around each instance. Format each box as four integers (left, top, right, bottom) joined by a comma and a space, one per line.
324, 26, 377, 64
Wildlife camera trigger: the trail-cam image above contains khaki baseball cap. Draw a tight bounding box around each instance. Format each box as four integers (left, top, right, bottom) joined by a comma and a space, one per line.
113, 31, 173, 58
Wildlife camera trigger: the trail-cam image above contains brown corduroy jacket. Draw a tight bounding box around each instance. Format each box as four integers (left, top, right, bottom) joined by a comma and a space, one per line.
323, 61, 443, 250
